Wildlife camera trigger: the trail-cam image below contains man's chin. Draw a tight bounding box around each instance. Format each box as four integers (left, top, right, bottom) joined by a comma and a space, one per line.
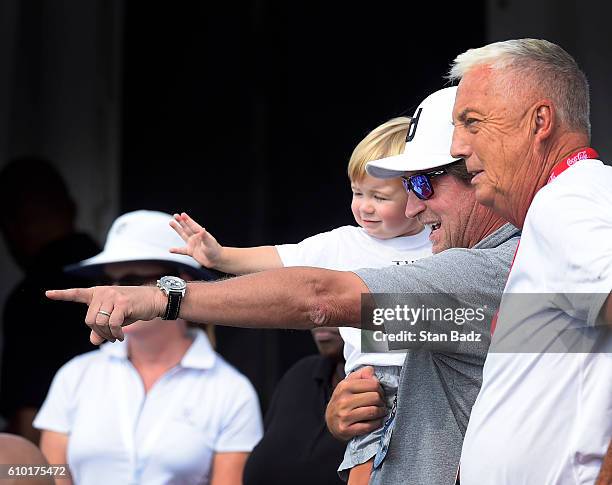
432, 241, 451, 254
428, 226, 448, 254
474, 186, 495, 208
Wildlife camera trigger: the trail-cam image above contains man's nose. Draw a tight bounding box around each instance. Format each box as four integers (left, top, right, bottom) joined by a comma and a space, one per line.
405, 191, 426, 218
450, 126, 470, 160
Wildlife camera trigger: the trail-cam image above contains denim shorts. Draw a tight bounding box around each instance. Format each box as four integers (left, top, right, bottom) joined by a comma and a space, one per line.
337, 365, 401, 481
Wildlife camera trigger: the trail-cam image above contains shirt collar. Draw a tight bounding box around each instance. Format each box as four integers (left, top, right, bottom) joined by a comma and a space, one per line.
473, 222, 521, 250
100, 328, 216, 370
181, 328, 216, 369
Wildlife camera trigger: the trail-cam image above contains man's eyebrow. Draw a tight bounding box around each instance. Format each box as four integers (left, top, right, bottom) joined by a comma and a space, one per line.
455, 107, 482, 122
455, 109, 470, 122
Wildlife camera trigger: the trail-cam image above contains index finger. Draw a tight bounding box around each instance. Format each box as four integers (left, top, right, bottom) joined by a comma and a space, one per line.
90, 329, 105, 346
347, 365, 377, 381
45, 288, 93, 304
339, 376, 384, 395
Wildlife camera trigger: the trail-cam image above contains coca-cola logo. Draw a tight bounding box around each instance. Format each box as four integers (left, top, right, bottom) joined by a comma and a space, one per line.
566, 150, 588, 166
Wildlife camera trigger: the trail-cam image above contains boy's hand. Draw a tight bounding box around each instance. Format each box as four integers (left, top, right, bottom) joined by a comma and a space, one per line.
169, 212, 223, 268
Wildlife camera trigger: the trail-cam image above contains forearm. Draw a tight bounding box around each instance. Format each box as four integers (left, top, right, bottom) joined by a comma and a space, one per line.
210, 452, 249, 485
179, 267, 367, 329
216, 246, 283, 274
597, 438, 612, 485
39, 430, 74, 485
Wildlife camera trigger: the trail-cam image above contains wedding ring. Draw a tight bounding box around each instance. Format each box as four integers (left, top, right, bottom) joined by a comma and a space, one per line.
98, 310, 112, 317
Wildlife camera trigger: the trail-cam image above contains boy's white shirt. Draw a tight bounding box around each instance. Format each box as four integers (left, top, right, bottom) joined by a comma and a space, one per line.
276, 225, 432, 373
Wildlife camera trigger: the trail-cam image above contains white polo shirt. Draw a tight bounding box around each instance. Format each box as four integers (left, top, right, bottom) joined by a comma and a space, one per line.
34, 329, 263, 485
276, 225, 432, 373
460, 159, 612, 484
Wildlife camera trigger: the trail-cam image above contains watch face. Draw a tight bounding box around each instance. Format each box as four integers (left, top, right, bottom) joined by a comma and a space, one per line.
159, 276, 187, 291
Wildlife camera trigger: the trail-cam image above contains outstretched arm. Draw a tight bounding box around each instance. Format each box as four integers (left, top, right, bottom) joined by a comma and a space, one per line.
169, 212, 282, 274
46, 267, 368, 345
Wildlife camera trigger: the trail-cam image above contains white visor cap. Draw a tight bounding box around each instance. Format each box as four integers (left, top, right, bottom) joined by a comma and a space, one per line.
366, 86, 461, 179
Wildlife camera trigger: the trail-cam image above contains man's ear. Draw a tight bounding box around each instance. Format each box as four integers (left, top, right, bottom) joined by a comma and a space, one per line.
533, 100, 555, 140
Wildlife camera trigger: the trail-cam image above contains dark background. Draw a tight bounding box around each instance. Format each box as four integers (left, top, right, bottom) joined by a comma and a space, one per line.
6, 0, 611, 411
121, 2, 485, 243
119, 1, 485, 406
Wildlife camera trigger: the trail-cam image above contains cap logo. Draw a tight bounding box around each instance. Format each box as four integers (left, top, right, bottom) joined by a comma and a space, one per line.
115, 222, 128, 235
406, 108, 422, 142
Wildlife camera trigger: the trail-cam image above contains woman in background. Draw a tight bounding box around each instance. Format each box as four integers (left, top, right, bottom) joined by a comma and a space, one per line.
34, 211, 262, 485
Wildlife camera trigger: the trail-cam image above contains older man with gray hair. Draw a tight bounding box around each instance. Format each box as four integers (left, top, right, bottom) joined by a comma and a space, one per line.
449, 38, 612, 485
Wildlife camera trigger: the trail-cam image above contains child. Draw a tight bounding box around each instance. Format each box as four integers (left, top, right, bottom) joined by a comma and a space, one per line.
169, 117, 432, 484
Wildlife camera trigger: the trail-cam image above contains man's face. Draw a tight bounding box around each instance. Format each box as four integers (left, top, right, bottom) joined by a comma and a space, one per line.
451, 66, 535, 222
404, 171, 482, 253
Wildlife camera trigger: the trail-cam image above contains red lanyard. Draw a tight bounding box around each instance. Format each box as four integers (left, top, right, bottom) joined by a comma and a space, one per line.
491, 147, 598, 336
547, 147, 599, 184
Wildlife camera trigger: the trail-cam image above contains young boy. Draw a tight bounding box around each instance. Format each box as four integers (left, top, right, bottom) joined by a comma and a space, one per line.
169, 117, 432, 484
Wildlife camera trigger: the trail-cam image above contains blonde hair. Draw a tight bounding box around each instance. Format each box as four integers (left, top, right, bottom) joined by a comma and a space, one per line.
347, 117, 411, 181
447, 39, 590, 137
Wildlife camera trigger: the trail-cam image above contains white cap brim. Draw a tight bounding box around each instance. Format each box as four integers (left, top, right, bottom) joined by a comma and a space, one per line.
366, 151, 461, 179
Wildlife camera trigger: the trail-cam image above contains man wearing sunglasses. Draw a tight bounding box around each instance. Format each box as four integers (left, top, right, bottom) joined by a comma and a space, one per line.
45, 87, 518, 485
324, 87, 518, 485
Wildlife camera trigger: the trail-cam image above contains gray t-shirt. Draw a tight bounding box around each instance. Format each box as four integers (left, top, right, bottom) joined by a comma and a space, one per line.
353, 223, 520, 485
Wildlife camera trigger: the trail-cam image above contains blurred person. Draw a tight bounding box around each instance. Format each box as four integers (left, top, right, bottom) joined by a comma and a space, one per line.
169, 116, 433, 483
0, 157, 99, 442
34, 210, 262, 485
448, 38, 612, 485
242, 326, 346, 485
0, 433, 55, 485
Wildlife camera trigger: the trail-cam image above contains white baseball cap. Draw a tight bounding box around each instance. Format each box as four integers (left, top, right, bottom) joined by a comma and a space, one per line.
366, 86, 460, 178
66, 210, 217, 280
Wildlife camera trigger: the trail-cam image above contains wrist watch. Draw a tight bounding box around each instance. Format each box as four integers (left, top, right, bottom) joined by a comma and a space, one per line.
157, 276, 187, 320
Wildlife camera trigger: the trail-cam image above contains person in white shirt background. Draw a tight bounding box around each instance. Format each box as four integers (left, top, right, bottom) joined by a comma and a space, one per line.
34, 210, 263, 485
